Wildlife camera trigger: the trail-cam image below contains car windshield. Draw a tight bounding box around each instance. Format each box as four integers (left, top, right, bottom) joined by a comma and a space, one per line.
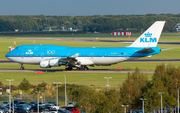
3, 102, 9, 104
40, 106, 45, 109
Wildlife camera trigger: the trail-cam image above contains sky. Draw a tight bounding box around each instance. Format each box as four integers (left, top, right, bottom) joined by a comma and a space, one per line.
0, 0, 179, 16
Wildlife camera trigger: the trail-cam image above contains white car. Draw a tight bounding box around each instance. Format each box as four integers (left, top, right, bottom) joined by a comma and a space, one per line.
0, 109, 4, 113
67, 102, 76, 107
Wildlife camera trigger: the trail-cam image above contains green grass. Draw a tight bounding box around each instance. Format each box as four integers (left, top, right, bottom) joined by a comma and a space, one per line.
0, 72, 153, 87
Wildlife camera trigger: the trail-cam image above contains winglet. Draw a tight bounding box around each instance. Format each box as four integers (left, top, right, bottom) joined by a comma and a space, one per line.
129, 21, 165, 47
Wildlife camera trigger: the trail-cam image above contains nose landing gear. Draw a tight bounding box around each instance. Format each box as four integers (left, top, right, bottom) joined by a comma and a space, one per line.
19, 63, 24, 70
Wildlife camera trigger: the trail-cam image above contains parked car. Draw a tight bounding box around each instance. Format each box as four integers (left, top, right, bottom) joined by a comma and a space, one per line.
0, 106, 10, 113
48, 101, 58, 106
29, 101, 37, 106
67, 102, 76, 107
30, 105, 49, 112
49, 109, 70, 113
0, 101, 10, 107
15, 104, 30, 110
39, 101, 47, 106
65, 107, 74, 111
14, 107, 30, 113
13, 100, 22, 106
0, 109, 4, 113
43, 104, 54, 111
18, 102, 29, 105
68, 108, 80, 113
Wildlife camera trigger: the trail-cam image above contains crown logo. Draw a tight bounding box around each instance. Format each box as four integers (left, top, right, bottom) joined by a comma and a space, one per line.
144, 32, 152, 37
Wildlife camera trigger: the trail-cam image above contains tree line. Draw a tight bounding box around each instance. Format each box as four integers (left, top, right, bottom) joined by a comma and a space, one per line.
0, 14, 180, 33
71, 64, 180, 112
0, 63, 180, 112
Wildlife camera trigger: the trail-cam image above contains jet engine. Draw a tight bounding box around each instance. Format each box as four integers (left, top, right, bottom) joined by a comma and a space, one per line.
40, 60, 50, 68
40, 59, 62, 68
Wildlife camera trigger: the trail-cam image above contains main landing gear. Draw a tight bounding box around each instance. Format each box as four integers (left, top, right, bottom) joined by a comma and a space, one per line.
20, 63, 24, 70
65, 65, 73, 70
77, 65, 89, 70
65, 65, 89, 70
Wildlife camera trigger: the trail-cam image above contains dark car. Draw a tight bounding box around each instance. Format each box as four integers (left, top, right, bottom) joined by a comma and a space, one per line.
18, 102, 29, 105
43, 104, 54, 111
39, 101, 47, 106
65, 107, 74, 111
29, 101, 37, 106
13, 100, 22, 106
14, 107, 30, 113
30, 106, 48, 112
14, 104, 30, 111
49, 109, 70, 113
48, 101, 58, 106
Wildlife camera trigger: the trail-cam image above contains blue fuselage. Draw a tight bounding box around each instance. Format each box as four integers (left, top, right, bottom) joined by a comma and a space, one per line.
5, 45, 161, 65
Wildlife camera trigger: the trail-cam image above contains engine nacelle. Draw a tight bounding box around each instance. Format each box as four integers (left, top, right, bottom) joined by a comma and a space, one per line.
40, 60, 50, 68
49, 59, 60, 67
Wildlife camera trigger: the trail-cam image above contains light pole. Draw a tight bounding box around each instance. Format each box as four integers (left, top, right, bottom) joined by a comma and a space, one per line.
12, 97, 16, 113
64, 75, 67, 106
178, 87, 180, 113
35, 91, 40, 113
6, 79, 14, 113
158, 92, 164, 113
122, 105, 129, 113
53, 82, 61, 105
104, 77, 112, 90
140, 98, 146, 113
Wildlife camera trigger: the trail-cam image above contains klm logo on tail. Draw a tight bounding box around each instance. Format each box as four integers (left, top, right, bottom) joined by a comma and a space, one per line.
140, 32, 157, 43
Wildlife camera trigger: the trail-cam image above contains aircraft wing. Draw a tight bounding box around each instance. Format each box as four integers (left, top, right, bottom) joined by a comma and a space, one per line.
135, 48, 155, 53
59, 53, 80, 66
61, 53, 79, 61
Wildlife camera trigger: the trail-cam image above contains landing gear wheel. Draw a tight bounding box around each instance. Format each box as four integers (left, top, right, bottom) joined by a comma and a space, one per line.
65, 67, 72, 70
65, 65, 73, 70
20, 67, 24, 70
77, 66, 88, 70
84, 67, 89, 70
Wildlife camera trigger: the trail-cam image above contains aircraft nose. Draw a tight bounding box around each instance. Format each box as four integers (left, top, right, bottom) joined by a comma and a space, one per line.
5, 51, 12, 59
5, 52, 9, 58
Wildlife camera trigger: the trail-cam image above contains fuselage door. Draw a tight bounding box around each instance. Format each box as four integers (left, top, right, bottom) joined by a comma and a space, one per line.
91, 52, 94, 57
41, 52, 44, 59
21, 52, 24, 58
124, 52, 128, 57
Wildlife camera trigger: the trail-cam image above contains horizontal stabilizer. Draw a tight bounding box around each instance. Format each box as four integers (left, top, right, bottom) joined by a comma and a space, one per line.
161, 48, 173, 51
135, 48, 155, 53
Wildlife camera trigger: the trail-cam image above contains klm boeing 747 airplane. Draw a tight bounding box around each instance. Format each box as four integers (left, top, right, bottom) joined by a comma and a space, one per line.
6, 21, 165, 70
